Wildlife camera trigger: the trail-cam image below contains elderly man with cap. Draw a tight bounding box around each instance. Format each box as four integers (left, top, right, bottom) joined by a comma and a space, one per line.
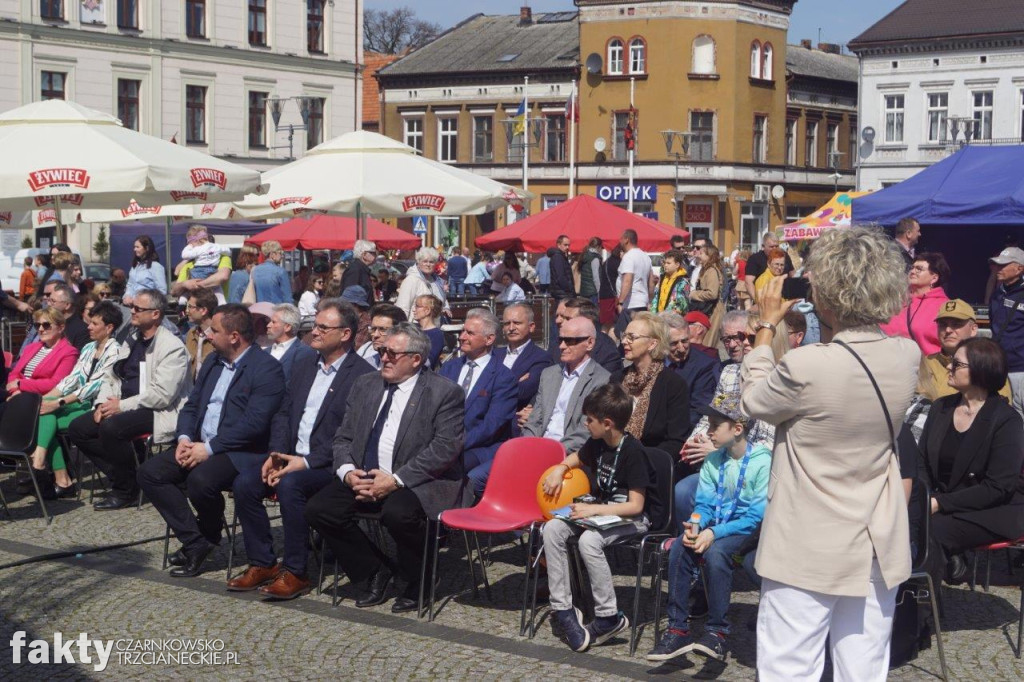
918, 298, 1012, 403
684, 311, 719, 361
340, 284, 372, 347
660, 312, 721, 435
989, 246, 1024, 416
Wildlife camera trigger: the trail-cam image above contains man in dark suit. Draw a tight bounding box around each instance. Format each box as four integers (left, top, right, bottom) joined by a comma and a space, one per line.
549, 235, 575, 300
439, 308, 517, 495
264, 302, 316, 380
228, 300, 374, 599
660, 311, 720, 435
305, 323, 465, 613
138, 304, 286, 578
548, 297, 622, 375
341, 240, 376, 303
493, 302, 553, 415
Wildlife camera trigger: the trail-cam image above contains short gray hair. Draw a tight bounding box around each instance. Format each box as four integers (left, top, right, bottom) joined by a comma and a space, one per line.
416, 246, 440, 263
503, 302, 535, 324
465, 308, 500, 336
721, 309, 749, 332
806, 226, 908, 328
386, 322, 431, 359
136, 288, 167, 316
272, 303, 301, 331
353, 240, 377, 258
261, 240, 283, 256
659, 311, 687, 332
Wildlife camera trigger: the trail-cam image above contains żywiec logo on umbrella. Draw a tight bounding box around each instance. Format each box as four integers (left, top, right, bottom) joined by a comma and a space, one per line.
189, 168, 227, 190
120, 201, 161, 218
402, 194, 447, 213
27, 168, 91, 192
34, 194, 84, 207
0, 212, 12, 225
170, 191, 209, 202
269, 197, 313, 210
502, 189, 524, 213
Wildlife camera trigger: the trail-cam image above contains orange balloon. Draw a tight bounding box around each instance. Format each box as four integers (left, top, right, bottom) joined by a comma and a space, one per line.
536, 465, 592, 520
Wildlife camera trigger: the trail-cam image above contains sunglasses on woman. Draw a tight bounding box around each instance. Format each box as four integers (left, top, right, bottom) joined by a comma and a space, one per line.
33, 321, 55, 331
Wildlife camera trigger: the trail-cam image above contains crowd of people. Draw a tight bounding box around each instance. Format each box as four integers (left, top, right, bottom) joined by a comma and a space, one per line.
2, 218, 1023, 680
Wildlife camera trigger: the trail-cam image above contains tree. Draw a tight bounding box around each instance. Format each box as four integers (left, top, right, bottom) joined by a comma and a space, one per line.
93, 225, 109, 261
21, 236, 33, 249
364, 7, 441, 54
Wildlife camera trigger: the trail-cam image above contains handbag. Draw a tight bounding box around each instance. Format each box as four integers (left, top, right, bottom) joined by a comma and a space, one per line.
241, 274, 257, 305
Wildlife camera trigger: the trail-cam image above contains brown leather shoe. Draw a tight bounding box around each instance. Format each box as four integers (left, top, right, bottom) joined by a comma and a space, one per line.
226, 563, 280, 591
258, 570, 312, 601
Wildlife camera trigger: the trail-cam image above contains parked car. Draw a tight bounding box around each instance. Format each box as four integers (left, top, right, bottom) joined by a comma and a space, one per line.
84, 262, 111, 283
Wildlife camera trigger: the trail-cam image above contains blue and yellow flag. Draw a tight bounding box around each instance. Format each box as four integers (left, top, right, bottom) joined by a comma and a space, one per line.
513, 99, 527, 136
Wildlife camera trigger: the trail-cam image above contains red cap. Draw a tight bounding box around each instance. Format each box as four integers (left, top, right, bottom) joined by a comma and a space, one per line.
684, 311, 711, 328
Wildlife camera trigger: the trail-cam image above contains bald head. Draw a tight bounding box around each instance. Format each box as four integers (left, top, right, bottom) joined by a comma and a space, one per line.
558, 315, 596, 370
562, 316, 596, 340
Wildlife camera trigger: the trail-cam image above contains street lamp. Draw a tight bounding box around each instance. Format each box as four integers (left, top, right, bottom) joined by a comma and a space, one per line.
661, 130, 693, 227
268, 96, 313, 159
828, 151, 846, 192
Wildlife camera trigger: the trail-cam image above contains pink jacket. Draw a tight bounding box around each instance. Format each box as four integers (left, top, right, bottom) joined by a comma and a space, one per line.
10, 338, 80, 395
880, 287, 949, 356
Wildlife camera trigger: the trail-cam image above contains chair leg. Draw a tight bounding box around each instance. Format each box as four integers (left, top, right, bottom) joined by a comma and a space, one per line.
527, 540, 545, 638
162, 524, 172, 570
629, 542, 649, 656
924, 573, 949, 682
0, 480, 10, 519
426, 519, 443, 621
25, 459, 51, 525
316, 536, 325, 596
1017, 583, 1023, 659
472, 532, 492, 601
462, 530, 479, 600
519, 523, 537, 637
332, 558, 340, 607
225, 507, 240, 581
970, 551, 979, 591
651, 548, 666, 647
984, 551, 993, 592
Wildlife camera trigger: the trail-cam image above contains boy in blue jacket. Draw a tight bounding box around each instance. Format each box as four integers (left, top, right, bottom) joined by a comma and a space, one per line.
647, 392, 770, 663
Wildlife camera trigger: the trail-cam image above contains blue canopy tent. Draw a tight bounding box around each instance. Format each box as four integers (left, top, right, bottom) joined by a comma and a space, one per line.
109, 220, 270, 274
852, 145, 1024, 303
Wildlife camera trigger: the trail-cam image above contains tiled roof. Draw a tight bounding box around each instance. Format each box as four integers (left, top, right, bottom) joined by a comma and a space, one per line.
786, 45, 858, 83
363, 52, 401, 125
377, 13, 579, 80
849, 0, 1024, 46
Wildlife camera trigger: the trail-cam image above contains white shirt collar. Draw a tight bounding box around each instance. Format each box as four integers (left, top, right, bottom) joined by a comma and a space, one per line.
562, 357, 590, 379
271, 336, 297, 352
506, 339, 531, 356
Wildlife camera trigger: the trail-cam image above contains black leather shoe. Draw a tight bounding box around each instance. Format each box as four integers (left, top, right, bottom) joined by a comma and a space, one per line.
170, 544, 214, 578
391, 595, 418, 613
167, 550, 187, 567
94, 495, 135, 510
354, 567, 392, 608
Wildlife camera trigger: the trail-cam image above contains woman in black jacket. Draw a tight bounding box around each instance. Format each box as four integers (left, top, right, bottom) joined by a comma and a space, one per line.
918, 337, 1024, 585
612, 311, 690, 456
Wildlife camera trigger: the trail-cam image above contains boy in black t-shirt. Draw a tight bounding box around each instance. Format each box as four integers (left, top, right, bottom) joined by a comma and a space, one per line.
540, 383, 653, 653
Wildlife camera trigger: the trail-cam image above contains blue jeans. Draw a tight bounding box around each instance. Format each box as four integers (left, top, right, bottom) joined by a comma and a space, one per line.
673, 473, 700, 532
233, 465, 335, 577
449, 277, 465, 297
667, 531, 751, 636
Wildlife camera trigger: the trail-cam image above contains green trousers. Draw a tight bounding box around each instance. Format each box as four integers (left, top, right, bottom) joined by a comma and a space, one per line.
37, 403, 92, 473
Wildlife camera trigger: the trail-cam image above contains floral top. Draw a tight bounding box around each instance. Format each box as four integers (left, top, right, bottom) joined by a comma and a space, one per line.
650, 271, 690, 314
54, 338, 122, 405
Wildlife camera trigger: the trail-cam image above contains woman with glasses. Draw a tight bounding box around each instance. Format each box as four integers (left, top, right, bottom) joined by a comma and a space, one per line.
395, 247, 448, 321
25, 302, 124, 499
412, 294, 444, 369
124, 236, 167, 306
689, 244, 726, 348
612, 312, 689, 456
880, 251, 951, 356
753, 248, 788, 306
298, 273, 325, 318
917, 337, 1024, 587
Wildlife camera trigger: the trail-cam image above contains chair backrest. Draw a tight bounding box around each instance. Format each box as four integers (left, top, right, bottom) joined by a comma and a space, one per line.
479, 437, 566, 516
643, 447, 676, 535
0, 392, 42, 455
910, 477, 930, 573
3, 351, 11, 369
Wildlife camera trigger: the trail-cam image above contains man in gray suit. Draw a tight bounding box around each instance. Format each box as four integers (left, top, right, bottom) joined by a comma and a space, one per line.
304, 323, 466, 613
521, 316, 610, 454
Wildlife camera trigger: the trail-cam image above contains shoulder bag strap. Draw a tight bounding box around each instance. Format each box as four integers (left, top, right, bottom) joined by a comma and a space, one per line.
835, 340, 896, 450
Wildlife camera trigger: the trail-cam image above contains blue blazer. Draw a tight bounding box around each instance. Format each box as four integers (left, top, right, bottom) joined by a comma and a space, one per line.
276, 339, 317, 382
439, 354, 518, 459
176, 346, 286, 469
493, 341, 554, 409
270, 351, 375, 470
666, 350, 722, 434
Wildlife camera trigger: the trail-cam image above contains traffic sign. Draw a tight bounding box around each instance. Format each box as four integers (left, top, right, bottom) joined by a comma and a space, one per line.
412, 216, 428, 235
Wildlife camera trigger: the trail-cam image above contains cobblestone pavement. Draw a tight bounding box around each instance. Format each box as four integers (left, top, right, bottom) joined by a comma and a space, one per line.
0, 477, 1023, 680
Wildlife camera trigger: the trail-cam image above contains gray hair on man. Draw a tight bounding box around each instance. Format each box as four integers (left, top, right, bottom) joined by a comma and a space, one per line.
272, 303, 301, 331
465, 307, 500, 337
722, 309, 750, 331
659, 311, 687, 332
416, 246, 440, 263
386, 322, 431, 359
353, 239, 377, 259
504, 302, 535, 324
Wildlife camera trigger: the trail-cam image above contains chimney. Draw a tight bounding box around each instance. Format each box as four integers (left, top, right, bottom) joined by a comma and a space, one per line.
520, 5, 533, 25
800, 39, 812, 49
818, 42, 842, 54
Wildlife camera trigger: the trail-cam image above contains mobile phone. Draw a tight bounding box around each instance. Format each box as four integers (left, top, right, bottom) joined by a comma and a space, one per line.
781, 277, 811, 301
573, 494, 598, 504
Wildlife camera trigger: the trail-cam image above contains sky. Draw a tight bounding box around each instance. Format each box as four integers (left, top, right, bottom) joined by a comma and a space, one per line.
365, 0, 906, 50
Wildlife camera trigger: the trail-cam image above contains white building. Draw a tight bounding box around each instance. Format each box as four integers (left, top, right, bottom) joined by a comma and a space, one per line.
0, 0, 361, 250
849, 0, 1024, 191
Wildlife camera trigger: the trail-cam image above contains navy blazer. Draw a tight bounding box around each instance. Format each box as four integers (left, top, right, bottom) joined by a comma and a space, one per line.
270, 351, 376, 469
439, 354, 518, 458
493, 341, 554, 409
176, 345, 286, 469
275, 338, 317, 381
666, 350, 721, 434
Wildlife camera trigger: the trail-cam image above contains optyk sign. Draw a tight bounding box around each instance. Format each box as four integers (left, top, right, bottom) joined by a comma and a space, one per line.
596, 183, 657, 203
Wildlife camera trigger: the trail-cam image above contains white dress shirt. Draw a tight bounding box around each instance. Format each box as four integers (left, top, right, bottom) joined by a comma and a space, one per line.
268, 336, 297, 362
336, 372, 420, 484
502, 340, 531, 370
457, 351, 491, 397
543, 358, 590, 442
356, 341, 380, 369
294, 353, 347, 464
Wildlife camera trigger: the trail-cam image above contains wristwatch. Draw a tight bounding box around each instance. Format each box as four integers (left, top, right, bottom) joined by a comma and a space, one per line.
754, 321, 777, 334
58, 398, 66, 407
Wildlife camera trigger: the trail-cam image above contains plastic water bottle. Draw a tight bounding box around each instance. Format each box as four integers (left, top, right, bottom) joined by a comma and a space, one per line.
686, 513, 701, 541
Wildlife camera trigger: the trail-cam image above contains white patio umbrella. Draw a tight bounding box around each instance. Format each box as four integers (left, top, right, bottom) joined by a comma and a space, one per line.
228, 130, 526, 236
0, 100, 263, 240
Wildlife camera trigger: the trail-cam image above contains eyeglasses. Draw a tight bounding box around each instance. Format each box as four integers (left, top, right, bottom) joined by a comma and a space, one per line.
33, 321, 54, 331
722, 333, 756, 345
419, 259, 438, 265
380, 347, 417, 360
312, 323, 345, 334
130, 304, 159, 313
622, 333, 652, 343
949, 359, 970, 372
313, 279, 325, 285
669, 338, 688, 347
97, 292, 113, 298
184, 303, 198, 310
558, 336, 589, 346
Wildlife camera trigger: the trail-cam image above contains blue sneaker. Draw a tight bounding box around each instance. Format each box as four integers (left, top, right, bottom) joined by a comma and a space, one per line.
551, 608, 590, 652
587, 612, 629, 646
646, 628, 694, 661
691, 630, 727, 662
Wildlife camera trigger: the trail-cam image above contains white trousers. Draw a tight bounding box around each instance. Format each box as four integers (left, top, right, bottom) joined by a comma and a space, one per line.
756, 559, 897, 682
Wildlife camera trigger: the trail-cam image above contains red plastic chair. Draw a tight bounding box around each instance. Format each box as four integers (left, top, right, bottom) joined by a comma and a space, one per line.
3, 351, 12, 369
419, 437, 565, 632
969, 537, 1024, 659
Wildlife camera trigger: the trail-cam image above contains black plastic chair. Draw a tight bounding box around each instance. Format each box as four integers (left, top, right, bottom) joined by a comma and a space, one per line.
316, 511, 389, 607
225, 494, 282, 581
0, 393, 45, 523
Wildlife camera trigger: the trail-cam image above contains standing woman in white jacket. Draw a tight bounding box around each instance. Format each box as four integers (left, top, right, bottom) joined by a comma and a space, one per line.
395, 247, 448, 320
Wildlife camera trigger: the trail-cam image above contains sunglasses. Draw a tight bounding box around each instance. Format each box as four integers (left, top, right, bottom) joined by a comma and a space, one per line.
723, 333, 757, 345
380, 347, 417, 360
33, 321, 55, 331
130, 304, 160, 313
558, 336, 589, 346
97, 292, 113, 298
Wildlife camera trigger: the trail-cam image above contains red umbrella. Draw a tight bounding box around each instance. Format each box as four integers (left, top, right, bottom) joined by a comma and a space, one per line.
244, 214, 422, 251
474, 194, 688, 253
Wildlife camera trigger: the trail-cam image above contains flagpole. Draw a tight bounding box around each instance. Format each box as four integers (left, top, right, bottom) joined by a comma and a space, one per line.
522, 75, 529, 195
568, 79, 577, 198
627, 76, 635, 213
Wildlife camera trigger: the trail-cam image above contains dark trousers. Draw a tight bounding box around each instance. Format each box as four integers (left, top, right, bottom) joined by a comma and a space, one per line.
68, 408, 153, 498
304, 478, 426, 585
926, 513, 1004, 587
233, 465, 334, 577
137, 449, 252, 553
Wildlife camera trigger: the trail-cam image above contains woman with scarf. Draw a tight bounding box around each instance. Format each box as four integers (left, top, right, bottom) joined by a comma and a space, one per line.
612, 311, 690, 456
394, 246, 449, 320
650, 249, 690, 314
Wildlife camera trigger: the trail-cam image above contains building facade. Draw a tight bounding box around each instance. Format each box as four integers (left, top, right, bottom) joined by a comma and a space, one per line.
0, 0, 361, 249
849, 0, 1024, 190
